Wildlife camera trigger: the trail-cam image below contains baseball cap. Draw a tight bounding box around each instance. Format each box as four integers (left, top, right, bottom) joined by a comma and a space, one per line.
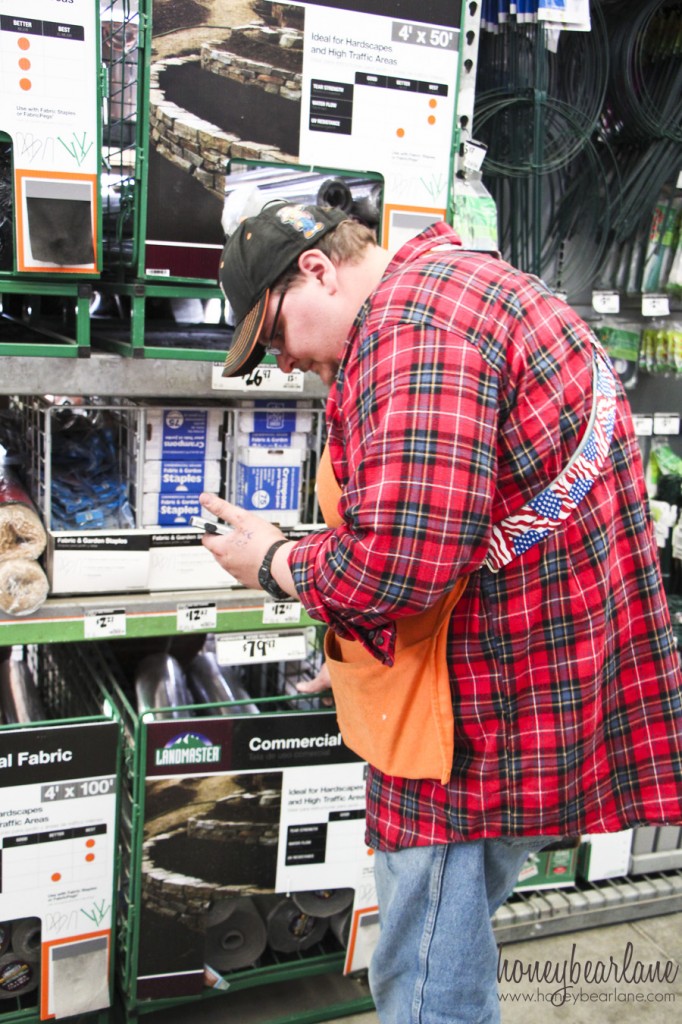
218, 201, 348, 377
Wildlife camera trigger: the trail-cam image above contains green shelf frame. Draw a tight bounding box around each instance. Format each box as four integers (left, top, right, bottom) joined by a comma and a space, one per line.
0, 280, 94, 357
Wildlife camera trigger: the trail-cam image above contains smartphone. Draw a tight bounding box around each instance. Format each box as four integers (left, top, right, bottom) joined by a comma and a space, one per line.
189, 515, 232, 536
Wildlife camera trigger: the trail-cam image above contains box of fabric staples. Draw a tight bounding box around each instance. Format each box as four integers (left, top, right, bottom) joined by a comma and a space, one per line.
147, 528, 238, 591
237, 400, 313, 435
142, 407, 225, 461
142, 459, 222, 495
46, 529, 151, 595
236, 447, 303, 526
142, 493, 218, 528
236, 431, 310, 450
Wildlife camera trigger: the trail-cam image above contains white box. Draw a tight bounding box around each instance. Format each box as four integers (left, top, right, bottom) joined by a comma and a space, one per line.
142, 408, 224, 460
147, 529, 238, 591
236, 447, 303, 526
141, 459, 221, 494
578, 830, 634, 882
46, 530, 151, 595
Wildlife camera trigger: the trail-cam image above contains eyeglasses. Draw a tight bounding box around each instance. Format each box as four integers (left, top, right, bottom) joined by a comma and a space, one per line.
262, 288, 287, 356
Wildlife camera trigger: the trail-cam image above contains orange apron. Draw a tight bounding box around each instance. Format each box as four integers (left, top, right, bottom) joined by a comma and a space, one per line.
316, 446, 467, 784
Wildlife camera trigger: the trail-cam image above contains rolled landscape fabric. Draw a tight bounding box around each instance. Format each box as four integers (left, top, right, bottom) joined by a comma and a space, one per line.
0, 660, 47, 724
0, 559, 49, 616
203, 898, 268, 973
134, 652, 194, 717
10, 919, 41, 962
291, 888, 355, 918
0, 924, 9, 956
330, 907, 353, 948
187, 651, 260, 715
0, 952, 40, 999
0, 466, 46, 563
254, 895, 328, 954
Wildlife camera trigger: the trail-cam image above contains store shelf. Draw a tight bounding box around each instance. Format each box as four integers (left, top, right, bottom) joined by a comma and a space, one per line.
0, 588, 318, 645
0, 352, 329, 400
492, 870, 682, 945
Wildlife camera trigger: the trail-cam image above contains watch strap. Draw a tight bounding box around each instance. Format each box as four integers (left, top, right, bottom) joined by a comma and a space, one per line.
258, 539, 292, 601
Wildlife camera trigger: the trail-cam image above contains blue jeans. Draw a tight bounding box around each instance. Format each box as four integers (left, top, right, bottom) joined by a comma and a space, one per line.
369, 837, 549, 1024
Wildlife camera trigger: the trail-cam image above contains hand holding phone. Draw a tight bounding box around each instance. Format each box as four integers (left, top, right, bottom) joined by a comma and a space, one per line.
189, 515, 232, 536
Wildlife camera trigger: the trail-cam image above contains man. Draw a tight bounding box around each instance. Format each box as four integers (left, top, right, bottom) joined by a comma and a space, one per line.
200, 201, 682, 1023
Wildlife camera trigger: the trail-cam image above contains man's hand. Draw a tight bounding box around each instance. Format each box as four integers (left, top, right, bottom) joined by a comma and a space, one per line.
199, 492, 296, 594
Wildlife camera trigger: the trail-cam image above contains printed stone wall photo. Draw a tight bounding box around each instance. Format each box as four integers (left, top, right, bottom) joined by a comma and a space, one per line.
146, 0, 305, 277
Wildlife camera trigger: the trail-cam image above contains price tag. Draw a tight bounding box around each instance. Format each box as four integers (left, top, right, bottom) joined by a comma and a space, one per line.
461, 140, 487, 174
632, 415, 654, 437
84, 608, 126, 639
216, 630, 308, 665
653, 413, 681, 435
262, 599, 302, 625
642, 294, 670, 317
177, 601, 217, 632
211, 363, 304, 392
591, 291, 620, 314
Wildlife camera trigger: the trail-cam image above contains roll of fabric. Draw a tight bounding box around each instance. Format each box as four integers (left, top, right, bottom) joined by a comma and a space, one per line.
255, 895, 328, 954
0, 466, 46, 563
291, 888, 355, 918
329, 907, 353, 948
134, 653, 194, 718
203, 898, 268, 972
10, 919, 41, 962
187, 651, 260, 715
0, 924, 10, 957
0, 952, 40, 999
0, 559, 49, 617
0, 659, 46, 724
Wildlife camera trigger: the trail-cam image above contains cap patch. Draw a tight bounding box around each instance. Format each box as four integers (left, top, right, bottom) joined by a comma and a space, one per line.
277, 205, 326, 240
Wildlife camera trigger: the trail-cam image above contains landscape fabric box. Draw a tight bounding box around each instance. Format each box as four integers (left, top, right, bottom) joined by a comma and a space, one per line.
515, 839, 580, 891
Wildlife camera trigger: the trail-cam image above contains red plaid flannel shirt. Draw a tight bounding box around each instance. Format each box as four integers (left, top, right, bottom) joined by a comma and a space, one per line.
290, 222, 682, 851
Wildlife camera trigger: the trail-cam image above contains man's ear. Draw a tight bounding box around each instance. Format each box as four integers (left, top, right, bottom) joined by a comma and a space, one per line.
297, 248, 337, 291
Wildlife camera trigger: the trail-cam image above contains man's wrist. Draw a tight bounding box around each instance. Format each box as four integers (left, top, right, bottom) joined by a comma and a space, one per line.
258, 539, 295, 601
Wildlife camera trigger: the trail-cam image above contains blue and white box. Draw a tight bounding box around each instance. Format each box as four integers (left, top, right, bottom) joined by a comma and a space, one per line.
238, 401, 313, 435
142, 459, 221, 495
143, 408, 224, 460
236, 447, 303, 526
142, 493, 218, 527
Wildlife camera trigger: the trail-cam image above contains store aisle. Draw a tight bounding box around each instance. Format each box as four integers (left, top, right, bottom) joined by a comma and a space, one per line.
142, 911, 681, 1024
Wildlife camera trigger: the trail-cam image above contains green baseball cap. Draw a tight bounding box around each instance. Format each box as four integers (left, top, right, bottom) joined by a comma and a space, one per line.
218, 201, 348, 377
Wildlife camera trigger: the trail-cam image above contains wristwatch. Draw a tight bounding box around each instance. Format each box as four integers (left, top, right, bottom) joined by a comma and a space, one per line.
258, 539, 292, 601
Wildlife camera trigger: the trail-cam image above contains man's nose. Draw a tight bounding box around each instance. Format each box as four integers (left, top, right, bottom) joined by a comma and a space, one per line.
276, 352, 297, 373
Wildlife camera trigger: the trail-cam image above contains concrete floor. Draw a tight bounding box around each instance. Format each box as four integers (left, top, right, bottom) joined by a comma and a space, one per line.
140, 910, 681, 1023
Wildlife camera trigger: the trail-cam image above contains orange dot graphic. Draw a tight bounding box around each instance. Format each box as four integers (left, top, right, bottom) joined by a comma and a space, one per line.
429, 98, 438, 108
51, 872, 62, 882
18, 37, 30, 51
19, 78, 32, 91
396, 127, 405, 138
18, 58, 31, 71
86, 839, 96, 848
428, 115, 436, 125
85, 853, 95, 862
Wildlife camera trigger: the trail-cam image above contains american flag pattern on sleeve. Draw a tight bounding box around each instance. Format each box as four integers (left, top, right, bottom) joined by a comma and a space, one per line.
289, 222, 682, 852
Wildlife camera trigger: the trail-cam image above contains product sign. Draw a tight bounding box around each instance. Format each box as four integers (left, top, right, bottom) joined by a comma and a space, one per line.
144, 0, 463, 280
137, 711, 369, 997
0, 721, 119, 1019
0, 0, 99, 273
